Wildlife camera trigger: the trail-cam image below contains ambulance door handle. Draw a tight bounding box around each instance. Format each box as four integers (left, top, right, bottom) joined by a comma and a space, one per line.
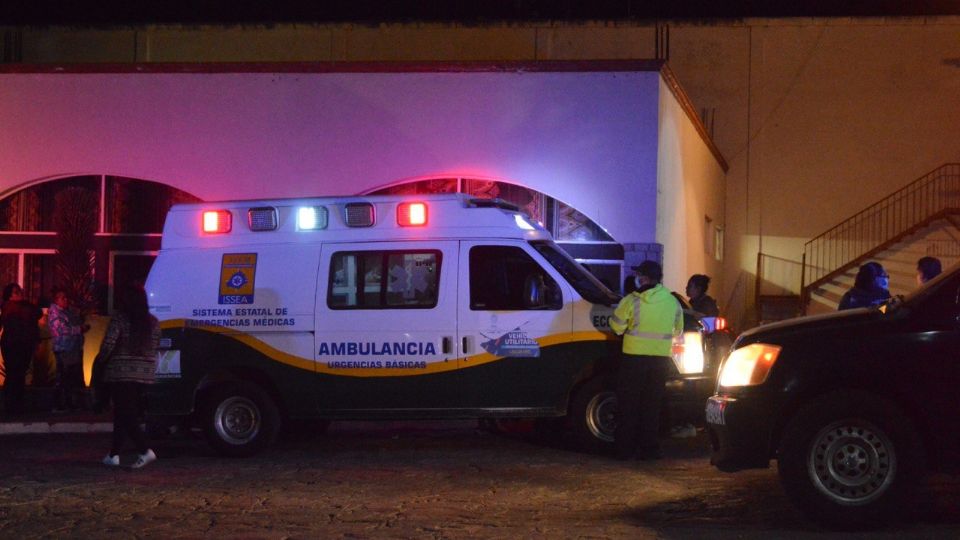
462, 336, 470, 354
442, 336, 452, 355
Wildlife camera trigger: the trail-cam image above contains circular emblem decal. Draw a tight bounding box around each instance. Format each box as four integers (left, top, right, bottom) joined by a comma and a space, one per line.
227, 271, 248, 289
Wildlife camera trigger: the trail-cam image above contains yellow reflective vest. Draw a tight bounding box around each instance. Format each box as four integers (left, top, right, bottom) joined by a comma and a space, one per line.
609, 283, 683, 356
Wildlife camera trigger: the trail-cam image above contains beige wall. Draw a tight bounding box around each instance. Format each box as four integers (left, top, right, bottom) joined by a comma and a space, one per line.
6, 16, 960, 325
656, 78, 727, 302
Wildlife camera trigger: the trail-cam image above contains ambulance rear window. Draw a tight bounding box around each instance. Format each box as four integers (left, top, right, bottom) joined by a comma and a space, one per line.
328, 250, 440, 309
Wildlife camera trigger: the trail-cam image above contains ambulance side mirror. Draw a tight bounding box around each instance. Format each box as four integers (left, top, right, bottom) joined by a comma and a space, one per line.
524, 274, 545, 308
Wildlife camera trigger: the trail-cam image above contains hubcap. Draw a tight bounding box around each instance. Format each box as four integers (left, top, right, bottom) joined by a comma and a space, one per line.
585, 391, 618, 442
807, 420, 896, 505
214, 396, 261, 445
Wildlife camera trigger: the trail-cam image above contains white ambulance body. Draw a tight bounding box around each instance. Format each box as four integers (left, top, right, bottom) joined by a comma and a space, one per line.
146, 194, 628, 455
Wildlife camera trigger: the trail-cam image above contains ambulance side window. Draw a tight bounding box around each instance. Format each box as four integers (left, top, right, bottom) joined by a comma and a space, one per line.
328, 250, 441, 309
469, 246, 562, 311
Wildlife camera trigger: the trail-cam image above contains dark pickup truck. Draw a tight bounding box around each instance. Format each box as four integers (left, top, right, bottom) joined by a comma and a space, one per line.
706, 262, 960, 527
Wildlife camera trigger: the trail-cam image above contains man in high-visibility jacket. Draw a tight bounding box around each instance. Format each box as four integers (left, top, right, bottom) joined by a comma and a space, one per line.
609, 260, 683, 460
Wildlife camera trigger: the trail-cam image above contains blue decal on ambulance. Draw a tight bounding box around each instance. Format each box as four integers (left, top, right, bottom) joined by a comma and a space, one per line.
480, 327, 540, 358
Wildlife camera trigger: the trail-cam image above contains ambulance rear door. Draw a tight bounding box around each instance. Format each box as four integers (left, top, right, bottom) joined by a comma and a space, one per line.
315, 241, 460, 411
458, 240, 575, 411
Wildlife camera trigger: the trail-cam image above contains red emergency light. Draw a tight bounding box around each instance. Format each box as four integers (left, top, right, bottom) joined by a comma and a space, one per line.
202, 210, 232, 234
397, 202, 427, 227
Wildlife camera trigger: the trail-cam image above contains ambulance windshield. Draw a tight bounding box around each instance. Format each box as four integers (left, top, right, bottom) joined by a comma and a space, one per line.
531, 241, 620, 305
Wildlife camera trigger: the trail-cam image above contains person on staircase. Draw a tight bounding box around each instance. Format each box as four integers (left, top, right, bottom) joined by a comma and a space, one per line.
838, 262, 891, 310
916, 256, 942, 285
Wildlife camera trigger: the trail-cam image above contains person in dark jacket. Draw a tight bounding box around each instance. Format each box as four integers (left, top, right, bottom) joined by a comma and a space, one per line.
1, 283, 42, 415
685, 274, 720, 317
916, 256, 942, 285
838, 263, 891, 310
98, 285, 161, 469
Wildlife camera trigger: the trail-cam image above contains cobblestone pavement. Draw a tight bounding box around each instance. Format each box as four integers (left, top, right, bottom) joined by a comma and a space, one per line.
1, 422, 958, 539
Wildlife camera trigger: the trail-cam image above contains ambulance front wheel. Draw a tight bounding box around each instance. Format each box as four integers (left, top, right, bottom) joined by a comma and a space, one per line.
570, 377, 617, 451
202, 382, 281, 457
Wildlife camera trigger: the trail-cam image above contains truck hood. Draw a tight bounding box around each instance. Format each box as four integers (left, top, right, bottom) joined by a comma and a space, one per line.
738, 307, 879, 343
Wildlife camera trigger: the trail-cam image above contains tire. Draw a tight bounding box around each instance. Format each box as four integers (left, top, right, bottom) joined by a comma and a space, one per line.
202, 382, 281, 457
570, 377, 617, 451
777, 391, 924, 528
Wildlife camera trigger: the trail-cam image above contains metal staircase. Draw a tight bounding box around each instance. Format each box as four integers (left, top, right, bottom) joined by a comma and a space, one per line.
800, 163, 960, 313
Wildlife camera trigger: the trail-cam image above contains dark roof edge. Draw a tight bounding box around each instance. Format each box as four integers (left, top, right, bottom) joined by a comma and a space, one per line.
658, 63, 728, 173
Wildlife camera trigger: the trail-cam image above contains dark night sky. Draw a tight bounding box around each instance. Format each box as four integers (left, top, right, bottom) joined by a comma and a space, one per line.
3, 1, 960, 26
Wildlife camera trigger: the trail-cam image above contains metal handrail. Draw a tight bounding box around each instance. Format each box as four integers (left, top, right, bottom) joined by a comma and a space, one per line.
800, 163, 960, 305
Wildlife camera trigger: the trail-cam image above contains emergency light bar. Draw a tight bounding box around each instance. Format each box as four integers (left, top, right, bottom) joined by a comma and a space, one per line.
397, 202, 427, 227
344, 203, 375, 227
297, 206, 328, 231
202, 210, 232, 234
247, 207, 278, 231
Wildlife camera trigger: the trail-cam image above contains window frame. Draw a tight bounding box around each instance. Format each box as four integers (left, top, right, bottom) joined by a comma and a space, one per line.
468, 244, 563, 311
327, 249, 443, 310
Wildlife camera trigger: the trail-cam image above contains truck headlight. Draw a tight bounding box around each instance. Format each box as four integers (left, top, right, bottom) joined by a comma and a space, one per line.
718, 343, 781, 387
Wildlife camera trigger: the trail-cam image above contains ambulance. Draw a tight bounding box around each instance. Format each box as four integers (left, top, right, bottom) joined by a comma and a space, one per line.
145, 194, 710, 456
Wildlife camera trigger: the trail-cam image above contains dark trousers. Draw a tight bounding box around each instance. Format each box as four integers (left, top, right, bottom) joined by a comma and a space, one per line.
54, 351, 85, 410
110, 382, 149, 456
614, 354, 672, 458
2, 341, 35, 414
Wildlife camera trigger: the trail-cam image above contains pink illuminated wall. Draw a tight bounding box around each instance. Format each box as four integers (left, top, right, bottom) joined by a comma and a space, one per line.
0, 70, 662, 242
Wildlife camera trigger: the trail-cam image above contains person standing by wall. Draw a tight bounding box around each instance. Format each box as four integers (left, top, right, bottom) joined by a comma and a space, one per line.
97, 285, 160, 469
609, 261, 683, 461
685, 274, 720, 318
916, 256, 942, 285
1, 283, 42, 416
48, 287, 90, 412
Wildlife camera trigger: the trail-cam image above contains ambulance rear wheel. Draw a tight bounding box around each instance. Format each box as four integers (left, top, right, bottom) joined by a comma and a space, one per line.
202, 382, 280, 457
570, 377, 617, 451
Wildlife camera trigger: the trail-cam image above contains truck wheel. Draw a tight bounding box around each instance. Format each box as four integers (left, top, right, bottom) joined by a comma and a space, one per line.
570, 377, 617, 451
202, 382, 280, 457
777, 391, 923, 528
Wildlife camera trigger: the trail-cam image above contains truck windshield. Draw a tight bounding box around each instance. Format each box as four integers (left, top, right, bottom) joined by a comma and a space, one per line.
530, 241, 620, 305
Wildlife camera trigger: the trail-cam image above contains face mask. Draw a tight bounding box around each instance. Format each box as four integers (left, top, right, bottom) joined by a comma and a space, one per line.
634, 276, 642, 290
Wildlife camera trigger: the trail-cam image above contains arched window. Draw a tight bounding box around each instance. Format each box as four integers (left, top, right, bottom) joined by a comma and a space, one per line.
367, 177, 623, 290
0, 175, 199, 310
